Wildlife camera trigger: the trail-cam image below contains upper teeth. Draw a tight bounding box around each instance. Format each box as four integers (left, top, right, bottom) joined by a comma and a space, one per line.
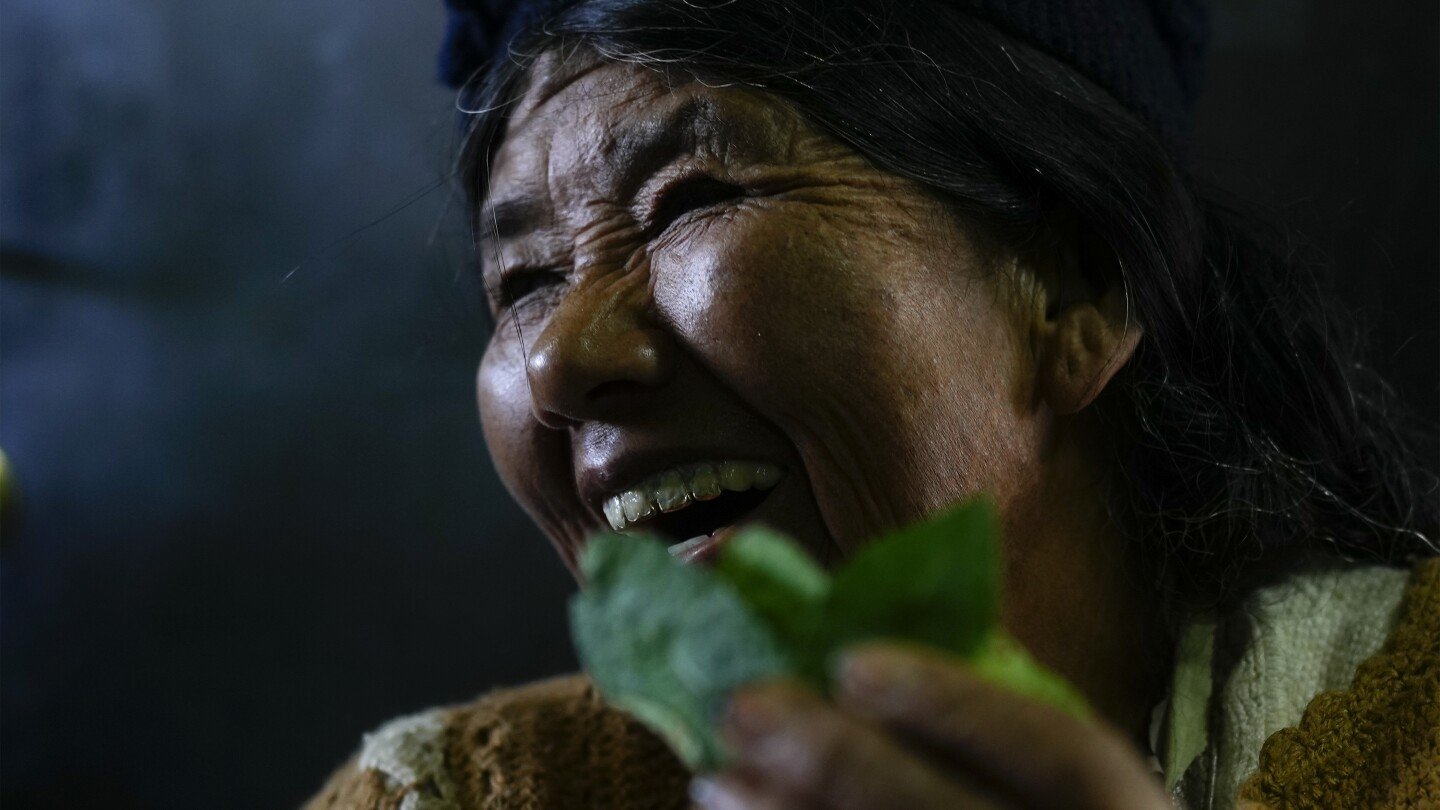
602, 461, 784, 532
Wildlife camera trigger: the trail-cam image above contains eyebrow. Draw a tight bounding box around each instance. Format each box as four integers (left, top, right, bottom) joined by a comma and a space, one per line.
478, 95, 717, 246
479, 194, 550, 243
607, 95, 708, 197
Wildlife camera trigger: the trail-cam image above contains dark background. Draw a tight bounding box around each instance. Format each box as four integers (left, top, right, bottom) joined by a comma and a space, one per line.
1, 1, 1435, 807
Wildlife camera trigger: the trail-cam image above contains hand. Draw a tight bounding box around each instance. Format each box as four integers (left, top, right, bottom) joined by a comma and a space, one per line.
692, 642, 1171, 809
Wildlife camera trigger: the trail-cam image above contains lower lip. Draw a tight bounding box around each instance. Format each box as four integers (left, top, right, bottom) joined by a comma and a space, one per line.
668, 525, 740, 566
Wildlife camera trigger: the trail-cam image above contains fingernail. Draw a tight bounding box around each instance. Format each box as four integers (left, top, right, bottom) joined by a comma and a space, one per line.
834, 650, 883, 699
689, 777, 720, 805
835, 645, 922, 700
689, 776, 749, 810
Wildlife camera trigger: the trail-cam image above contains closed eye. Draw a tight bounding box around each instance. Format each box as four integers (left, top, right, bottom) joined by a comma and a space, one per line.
496, 266, 564, 309
648, 175, 744, 236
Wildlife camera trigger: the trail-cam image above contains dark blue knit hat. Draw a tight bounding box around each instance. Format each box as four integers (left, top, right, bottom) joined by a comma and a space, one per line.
438, 0, 1208, 144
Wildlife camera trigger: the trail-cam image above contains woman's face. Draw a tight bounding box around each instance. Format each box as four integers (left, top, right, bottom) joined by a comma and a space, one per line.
477, 52, 1050, 575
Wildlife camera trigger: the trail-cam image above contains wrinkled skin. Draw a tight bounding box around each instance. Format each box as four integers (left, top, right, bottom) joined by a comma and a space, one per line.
477, 49, 1168, 808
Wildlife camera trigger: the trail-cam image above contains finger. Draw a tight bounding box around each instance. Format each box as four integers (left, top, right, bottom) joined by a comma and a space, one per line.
833, 643, 1168, 809
719, 680, 1000, 810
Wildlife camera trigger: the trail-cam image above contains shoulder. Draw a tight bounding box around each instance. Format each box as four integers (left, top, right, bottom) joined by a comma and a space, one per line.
1172, 558, 1439, 808
301, 674, 692, 810
1239, 557, 1439, 808
1171, 559, 1435, 805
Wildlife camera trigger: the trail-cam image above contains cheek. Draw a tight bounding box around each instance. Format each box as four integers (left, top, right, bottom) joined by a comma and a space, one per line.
651, 203, 1038, 539
477, 338, 568, 511
651, 206, 889, 405
651, 203, 1018, 430
477, 338, 591, 571
477, 340, 530, 495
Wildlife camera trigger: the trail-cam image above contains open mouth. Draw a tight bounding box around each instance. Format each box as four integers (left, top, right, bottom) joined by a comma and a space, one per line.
601, 461, 784, 555
647, 487, 770, 543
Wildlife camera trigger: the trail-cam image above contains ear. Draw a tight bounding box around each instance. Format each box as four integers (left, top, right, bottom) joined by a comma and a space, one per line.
1035, 282, 1141, 415
1025, 219, 1142, 415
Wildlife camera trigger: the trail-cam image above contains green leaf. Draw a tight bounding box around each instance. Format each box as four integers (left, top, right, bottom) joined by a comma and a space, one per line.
570, 532, 792, 770
714, 525, 830, 683
971, 632, 1092, 720
570, 497, 1090, 773
817, 498, 999, 667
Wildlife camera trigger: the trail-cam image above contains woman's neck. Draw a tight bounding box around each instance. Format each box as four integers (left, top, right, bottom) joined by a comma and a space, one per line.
997, 419, 1170, 745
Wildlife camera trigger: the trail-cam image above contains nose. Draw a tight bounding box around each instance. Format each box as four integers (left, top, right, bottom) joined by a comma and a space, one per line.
525, 279, 673, 429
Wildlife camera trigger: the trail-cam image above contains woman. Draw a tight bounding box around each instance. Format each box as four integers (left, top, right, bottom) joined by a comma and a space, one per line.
307, 1, 1438, 807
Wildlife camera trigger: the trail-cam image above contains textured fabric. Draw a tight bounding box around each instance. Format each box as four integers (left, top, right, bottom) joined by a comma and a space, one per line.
1237, 558, 1440, 809
1171, 562, 1423, 808
306, 758, 406, 810
436, 0, 1209, 147
961, 0, 1207, 146
355, 710, 461, 810
304, 675, 691, 810
1160, 615, 1215, 789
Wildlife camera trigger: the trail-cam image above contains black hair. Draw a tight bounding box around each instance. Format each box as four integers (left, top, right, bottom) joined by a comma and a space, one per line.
457, 0, 1438, 622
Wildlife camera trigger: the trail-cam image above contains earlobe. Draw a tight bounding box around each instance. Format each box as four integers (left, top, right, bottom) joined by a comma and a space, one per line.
1036, 286, 1142, 415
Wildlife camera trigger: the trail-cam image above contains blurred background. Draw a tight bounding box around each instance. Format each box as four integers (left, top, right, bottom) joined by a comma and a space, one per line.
1, 1, 1434, 807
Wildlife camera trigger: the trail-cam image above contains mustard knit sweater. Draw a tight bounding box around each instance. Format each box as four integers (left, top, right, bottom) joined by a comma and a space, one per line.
304, 559, 1438, 809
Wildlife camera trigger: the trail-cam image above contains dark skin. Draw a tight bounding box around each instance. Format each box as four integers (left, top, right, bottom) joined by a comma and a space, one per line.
476, 49, 1171, 808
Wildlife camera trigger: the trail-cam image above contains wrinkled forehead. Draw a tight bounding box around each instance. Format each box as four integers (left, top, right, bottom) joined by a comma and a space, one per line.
508, 47, 642, 130
488, 48, 803, 199
491, 50, 670, 186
